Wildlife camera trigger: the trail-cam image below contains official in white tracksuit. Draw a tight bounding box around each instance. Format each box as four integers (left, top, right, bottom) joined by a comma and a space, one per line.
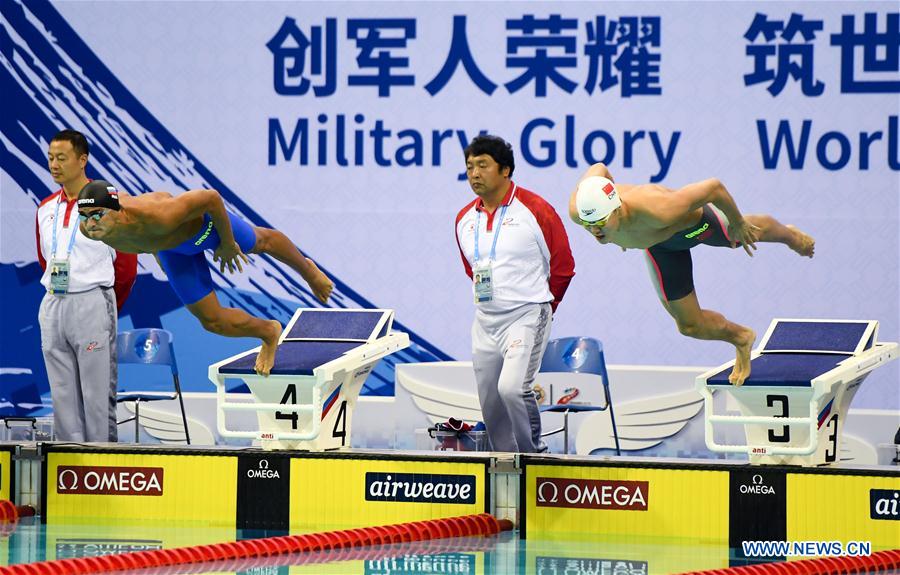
37, 130, 137, 442
455, 136, 575, 453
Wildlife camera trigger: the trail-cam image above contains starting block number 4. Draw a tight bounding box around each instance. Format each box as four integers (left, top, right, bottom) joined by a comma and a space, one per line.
274, 384, 348, 447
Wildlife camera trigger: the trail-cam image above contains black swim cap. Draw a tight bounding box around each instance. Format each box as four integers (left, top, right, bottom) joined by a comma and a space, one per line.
77, 180, 121, 211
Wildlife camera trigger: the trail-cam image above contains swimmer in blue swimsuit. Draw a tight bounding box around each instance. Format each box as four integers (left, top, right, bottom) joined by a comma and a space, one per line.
568, 163, 815, 386
76, 180, 334, 376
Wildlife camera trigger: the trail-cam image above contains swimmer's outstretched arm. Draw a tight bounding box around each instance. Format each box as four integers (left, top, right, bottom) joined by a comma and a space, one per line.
655, 179, 760, 255
157, 189, 231, 239
629, 178, 723, 227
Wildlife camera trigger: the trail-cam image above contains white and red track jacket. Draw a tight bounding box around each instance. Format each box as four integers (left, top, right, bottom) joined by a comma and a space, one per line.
455, 181, 575, 313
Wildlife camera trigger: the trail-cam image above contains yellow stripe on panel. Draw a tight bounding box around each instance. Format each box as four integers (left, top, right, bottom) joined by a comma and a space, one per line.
45, 452, 237, 526
526, 465, 729, 545
0, 451, 10, 502
786, 473, 900, 549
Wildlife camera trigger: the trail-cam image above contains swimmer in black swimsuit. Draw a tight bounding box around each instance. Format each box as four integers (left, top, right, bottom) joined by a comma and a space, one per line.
567, 164, 815, 385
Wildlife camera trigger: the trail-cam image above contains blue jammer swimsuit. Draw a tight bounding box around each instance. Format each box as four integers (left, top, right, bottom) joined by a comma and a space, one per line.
157, 212, 257, 305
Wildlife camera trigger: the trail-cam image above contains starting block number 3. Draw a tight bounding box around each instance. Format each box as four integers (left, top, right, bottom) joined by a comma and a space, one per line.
274, 384, 348, 446
764, 393, 838, 463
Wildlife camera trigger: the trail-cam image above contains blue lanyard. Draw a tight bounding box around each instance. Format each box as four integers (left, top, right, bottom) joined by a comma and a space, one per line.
51, 195, 78, 259
474, 203, 509, 264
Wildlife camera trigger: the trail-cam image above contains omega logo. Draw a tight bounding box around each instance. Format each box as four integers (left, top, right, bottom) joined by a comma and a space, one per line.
536, 478, 648, 510
739, 474, 775, 495
246, 459, 280, 479
56, 466, 163, 496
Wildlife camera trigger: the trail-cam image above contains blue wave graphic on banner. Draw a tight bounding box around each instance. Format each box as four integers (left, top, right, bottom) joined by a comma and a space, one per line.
0, 0, 451, 416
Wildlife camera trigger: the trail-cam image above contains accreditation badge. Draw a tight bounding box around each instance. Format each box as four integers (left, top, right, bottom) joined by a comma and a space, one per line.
473, 263, 493, 304
48, 258, 70, 294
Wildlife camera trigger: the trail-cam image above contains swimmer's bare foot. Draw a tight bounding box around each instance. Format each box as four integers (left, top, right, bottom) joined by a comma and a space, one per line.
255, 320, 283, 377
729, 327, 756, 386
787, 225, 815, 258
306, 258, 334, 303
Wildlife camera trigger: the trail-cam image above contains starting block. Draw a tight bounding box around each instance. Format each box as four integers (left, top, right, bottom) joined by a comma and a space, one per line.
696, 319, 898, 466
209, 309, 410, 450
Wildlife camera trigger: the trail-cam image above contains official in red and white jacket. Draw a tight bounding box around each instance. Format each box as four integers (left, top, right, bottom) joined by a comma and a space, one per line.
455, 135, 574, 453
36, 130, 137, 443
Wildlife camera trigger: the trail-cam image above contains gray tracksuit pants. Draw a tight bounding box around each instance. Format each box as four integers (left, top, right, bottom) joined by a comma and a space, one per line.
39, 287, 118, 442
471, 302, 552, 453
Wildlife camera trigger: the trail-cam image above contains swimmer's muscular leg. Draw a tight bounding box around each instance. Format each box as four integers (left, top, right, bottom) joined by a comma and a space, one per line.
249, 227, 334, 303
662, 291, 756, 386
186, 292, 282, 376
